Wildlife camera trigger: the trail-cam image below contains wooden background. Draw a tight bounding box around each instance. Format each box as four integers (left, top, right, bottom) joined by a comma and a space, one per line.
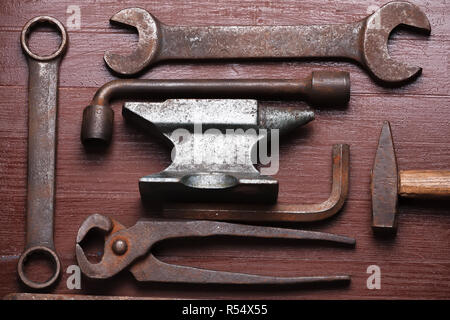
0, 0, 449, 299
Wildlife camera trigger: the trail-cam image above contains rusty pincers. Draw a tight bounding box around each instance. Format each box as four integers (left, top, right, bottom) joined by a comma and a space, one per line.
76, 214, 355, 285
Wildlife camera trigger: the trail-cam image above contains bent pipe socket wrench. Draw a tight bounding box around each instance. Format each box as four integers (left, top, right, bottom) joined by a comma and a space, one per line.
105, 2, 430, 83
17, 16, 68, 289
80, 71, 350, 147
123, 98, 315, 204
371, 121, 450, 235
76, 214, 356, 285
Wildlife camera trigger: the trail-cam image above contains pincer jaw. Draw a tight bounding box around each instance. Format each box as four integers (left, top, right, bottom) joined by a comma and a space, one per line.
76, 214, 117, 279
76, 244, 106, 279
76, 214, 113, 244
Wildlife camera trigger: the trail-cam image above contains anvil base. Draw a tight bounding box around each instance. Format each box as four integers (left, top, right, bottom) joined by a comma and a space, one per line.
139, 172, 278, 203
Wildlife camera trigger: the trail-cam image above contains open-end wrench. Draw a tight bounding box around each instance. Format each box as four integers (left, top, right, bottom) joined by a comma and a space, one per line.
105, 1, 430, 83
17, 16, 68, 289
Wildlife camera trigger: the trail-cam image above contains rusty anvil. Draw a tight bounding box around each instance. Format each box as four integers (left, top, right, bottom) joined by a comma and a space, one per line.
123, 98, 314, 204
371, 121, 450, 234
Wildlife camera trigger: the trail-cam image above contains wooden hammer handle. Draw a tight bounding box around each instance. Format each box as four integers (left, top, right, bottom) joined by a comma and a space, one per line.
399, 170, 450, 198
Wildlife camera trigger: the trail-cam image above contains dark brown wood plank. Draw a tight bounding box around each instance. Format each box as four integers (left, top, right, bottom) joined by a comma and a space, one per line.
0, 0, 448, 36
0, 0, 449, 299
1, 258, 449, 299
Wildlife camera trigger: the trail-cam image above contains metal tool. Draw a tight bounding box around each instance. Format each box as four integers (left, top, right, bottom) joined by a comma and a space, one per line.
105, 2, 430, 83
123, 99, 314, 203
76, 214, 355, 285
371, 121, 450, 234
124, 99, 350, 221
17, 16, 68, 289
157, 144, 349, 222
3, 293, 180, 300
81, 71, 350, 147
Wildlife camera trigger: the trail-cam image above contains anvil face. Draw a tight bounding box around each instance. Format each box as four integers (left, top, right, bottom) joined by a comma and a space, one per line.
123, 99, 314, 203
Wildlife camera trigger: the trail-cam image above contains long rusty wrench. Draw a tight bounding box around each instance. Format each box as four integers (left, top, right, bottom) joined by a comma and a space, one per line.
105, 2, 431, 83
17, 16, 68, 289
76, 214, 355, 284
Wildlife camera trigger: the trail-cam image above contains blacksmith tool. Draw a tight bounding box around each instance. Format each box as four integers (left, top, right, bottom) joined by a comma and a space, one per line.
371, 121, 450, 234
81, 71, 350, 147
17, 16, 68, 289
125, 98, 349, 221
104, 2, 430, 83
76, 214, 355, 285
123, 98, 314, 204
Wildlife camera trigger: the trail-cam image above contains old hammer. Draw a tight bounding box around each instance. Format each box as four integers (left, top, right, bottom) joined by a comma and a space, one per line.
371, 121, 450, 234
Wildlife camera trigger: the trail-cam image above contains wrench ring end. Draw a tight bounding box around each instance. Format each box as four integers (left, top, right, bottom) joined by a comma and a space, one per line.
21, 16, 68, 61
17, 246, 61, 289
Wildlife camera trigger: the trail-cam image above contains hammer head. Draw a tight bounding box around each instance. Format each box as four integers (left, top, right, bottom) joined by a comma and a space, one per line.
371, 121, 399, 233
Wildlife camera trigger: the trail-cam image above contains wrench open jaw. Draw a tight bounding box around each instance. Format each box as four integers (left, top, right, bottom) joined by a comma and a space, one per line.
104, 2, 431, 83
361, 1, 431, 83
76, 214, 355, 285
104, 8, 162, 77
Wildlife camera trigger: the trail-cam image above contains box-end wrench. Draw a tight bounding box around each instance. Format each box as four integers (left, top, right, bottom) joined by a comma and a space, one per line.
17, 16, 68, 289
104, 1, 430, 83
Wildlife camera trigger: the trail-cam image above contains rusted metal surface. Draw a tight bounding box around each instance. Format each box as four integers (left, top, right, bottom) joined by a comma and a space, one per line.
104, 2, 430, 83
371, 121, 450, 234
17, 16, 68, 289
3, 293, 179, 300
371, 121, 399, 233
76, 214, 355, 285
123, 99, 314, 203
161, 144, 349, 222
81, 71, 349, 147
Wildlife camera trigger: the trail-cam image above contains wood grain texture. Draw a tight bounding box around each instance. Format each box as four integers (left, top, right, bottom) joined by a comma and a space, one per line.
399, 170, 450, 197
0, 0, 449, 299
